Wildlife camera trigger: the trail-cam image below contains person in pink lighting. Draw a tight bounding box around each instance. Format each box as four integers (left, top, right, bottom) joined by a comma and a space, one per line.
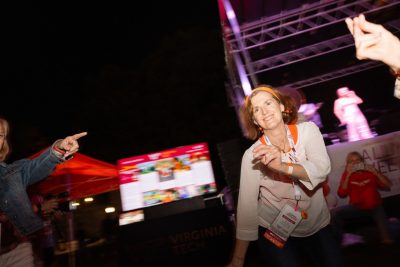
333, 87, 374, 142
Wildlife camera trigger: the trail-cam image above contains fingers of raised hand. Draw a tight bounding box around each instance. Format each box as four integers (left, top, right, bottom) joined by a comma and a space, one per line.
345, 17, 354, 35
63, 137, 78, 150
261, 154, 271, 165
253, 146, 279, 165
352, 17, 364, 40
61, 132, 87, 149
253, 145, 273, 159
71, 132, 88, 140
59, 137, 80, 154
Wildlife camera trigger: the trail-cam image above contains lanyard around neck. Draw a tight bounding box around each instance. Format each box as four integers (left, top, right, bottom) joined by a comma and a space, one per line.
262, 125, 298, 162
261, 125, 301, 204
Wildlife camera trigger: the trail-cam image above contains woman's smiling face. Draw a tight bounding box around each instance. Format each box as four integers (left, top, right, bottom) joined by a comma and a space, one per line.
251, 91, 284, 130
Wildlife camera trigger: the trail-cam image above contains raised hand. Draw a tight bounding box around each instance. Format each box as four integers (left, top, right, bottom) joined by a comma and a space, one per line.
57, 132, 88, 158
252, 143, 282, 171
345, 14, 400, 71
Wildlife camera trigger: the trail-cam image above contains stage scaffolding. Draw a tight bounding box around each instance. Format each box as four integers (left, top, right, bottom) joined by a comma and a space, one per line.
218, 0, 400, 110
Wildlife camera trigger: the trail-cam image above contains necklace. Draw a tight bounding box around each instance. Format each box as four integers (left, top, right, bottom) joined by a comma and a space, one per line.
270, 136, 288, 153
264, 126, 290, 153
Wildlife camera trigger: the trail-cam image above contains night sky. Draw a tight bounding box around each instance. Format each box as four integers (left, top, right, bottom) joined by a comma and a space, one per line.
2, 0, 243, 180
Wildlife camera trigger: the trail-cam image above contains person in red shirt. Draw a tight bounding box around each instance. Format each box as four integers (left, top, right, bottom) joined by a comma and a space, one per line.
334, 151, 393, 244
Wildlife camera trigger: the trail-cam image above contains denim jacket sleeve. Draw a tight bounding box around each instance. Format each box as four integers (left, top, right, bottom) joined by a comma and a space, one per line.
0, 143, 65, 235
20, 143, 64, 186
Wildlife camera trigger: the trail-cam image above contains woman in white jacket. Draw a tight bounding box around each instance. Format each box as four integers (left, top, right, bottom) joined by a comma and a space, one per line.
227, 85, 343, 267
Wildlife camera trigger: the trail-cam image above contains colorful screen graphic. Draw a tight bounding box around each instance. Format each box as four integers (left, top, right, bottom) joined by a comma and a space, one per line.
117, 143, 217, 212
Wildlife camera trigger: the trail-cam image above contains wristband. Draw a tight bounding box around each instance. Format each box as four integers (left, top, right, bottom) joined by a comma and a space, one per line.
53, 145, 66, 155
287, 163, 294, 175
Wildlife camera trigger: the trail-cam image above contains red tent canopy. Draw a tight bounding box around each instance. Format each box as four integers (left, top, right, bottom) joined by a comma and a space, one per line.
29, 149, 119, 201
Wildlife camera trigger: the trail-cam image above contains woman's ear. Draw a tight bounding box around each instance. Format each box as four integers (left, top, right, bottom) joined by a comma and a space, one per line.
280, 103, 285, 112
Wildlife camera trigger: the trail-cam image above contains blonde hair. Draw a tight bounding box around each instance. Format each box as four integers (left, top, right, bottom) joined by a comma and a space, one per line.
239, 85, 298, 140
0, 117, 10, 162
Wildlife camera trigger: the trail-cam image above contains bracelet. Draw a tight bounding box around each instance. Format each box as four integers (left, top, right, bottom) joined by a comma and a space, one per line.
53, 145, 66, 155
287, 163, 294, 175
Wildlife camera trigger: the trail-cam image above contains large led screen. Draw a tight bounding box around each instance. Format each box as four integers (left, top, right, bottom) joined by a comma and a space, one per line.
118, 142, 217, 212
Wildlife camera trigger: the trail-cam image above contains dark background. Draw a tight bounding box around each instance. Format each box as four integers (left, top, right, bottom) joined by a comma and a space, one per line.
1, 1, 243, 174
2, 1, 400, 188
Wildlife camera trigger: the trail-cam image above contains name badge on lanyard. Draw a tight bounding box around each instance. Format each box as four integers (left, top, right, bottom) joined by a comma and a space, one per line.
264, 203, 302, 248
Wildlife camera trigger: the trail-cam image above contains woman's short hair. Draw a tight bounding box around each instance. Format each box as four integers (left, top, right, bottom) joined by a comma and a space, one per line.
0, 117, 10, 161
239, 84, 298, 140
